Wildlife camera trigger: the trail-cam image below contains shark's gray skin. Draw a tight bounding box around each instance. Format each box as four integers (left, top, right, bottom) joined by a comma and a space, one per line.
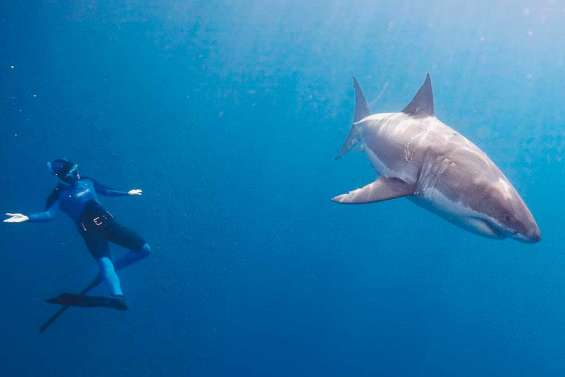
333, 74, 540, 243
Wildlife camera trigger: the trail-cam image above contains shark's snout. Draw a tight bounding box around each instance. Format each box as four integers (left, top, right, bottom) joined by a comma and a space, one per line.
517, 204, 541, 243
511, 219, 541, 243
519, 227, 541, 243
529, 229, 542, 243
492, 187, 541, 244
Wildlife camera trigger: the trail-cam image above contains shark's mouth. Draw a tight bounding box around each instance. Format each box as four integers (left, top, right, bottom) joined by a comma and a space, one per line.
466, 217, 506, 239
485, 218, 531, 242
469, 215, 539, 242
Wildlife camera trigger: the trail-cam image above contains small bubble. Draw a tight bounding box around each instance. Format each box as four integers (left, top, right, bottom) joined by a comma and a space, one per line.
527, 30, 534, 37
523, 8, 531, 16
32, 94, 37, 98
9, 65, 15, 69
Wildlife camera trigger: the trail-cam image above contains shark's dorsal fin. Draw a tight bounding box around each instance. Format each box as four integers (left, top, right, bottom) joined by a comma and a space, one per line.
353, 77, 370, 122
402, 73, 434, 117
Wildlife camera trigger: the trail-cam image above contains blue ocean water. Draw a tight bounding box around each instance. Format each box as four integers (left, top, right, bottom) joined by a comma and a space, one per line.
1, 1, 565, 376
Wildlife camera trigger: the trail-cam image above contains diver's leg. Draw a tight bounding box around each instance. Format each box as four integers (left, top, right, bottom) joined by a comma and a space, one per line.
114, 243, 151, 272
106, 221, 151, 271
45, 228, 128, 311
79, 227, 112, 291
97, 257, 123, 296
45, 257, 127, 311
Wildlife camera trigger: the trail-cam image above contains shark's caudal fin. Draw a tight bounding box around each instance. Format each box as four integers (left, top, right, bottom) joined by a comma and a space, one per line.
353, 77, 370, 122
402, 73, 434, 117
336, 78, 371, 160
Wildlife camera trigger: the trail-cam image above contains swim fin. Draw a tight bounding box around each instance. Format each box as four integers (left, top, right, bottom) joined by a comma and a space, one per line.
46, 293, 128, 311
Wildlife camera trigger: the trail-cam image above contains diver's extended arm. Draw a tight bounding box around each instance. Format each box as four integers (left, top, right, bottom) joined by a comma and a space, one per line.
27, 199, 60, 222
5, 186, 62, 223
4, 200, 59, 223
27, 206, 58, 222
88, 178, 142, 197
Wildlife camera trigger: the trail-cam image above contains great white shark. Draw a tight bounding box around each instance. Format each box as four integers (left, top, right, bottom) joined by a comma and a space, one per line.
333, 74, 541, 243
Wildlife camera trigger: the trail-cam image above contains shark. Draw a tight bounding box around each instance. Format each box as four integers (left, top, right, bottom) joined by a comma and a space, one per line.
333, 74, 541, 243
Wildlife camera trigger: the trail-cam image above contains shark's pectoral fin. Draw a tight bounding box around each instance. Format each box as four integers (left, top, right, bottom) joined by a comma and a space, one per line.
332, 177, 415, 204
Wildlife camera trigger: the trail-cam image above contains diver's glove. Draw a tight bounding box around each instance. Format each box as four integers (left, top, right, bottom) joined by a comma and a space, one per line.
128, 189, 143, 196
3, 213, 30, 223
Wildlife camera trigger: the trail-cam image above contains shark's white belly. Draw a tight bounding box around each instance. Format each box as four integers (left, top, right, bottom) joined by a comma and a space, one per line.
416, 185, 499, 237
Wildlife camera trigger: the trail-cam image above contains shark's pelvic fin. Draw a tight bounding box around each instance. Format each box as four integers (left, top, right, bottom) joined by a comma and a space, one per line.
335, 78, 371, 160
336, 125, 359, 160
332, 176, 415, 204
402, 73, 434, 117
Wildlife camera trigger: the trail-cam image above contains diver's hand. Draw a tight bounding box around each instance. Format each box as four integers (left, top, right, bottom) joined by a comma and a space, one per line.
128, 189, 143, 196
3, 213, 30, 223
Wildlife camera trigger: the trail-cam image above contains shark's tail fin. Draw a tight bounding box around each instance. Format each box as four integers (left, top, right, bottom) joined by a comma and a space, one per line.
336, 78, 370, 160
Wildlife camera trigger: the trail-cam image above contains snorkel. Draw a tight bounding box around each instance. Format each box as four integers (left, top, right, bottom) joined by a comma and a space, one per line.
48, 159, 80, 184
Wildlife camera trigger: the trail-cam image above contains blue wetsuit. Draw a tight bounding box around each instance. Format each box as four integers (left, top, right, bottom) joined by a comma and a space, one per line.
28, 177, 150, 296
29, 177, 130, 224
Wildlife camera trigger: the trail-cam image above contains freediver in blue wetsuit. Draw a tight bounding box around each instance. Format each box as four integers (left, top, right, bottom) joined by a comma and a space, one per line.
4, 159, 151, 310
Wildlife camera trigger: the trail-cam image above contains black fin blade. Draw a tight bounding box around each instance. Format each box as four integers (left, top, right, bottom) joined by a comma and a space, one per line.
402, 73, 434, 117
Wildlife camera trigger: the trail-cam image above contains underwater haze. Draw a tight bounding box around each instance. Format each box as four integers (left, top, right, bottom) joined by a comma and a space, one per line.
1, 1, 565, 376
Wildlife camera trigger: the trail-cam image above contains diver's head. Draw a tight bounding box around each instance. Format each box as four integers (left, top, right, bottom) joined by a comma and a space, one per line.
47, 158, 80, 184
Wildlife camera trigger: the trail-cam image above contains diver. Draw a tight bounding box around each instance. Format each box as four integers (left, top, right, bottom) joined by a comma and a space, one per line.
3, 159, 151, 311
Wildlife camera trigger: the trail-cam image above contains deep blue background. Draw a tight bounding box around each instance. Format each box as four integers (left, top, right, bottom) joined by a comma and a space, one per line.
1, 1, 565, 376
